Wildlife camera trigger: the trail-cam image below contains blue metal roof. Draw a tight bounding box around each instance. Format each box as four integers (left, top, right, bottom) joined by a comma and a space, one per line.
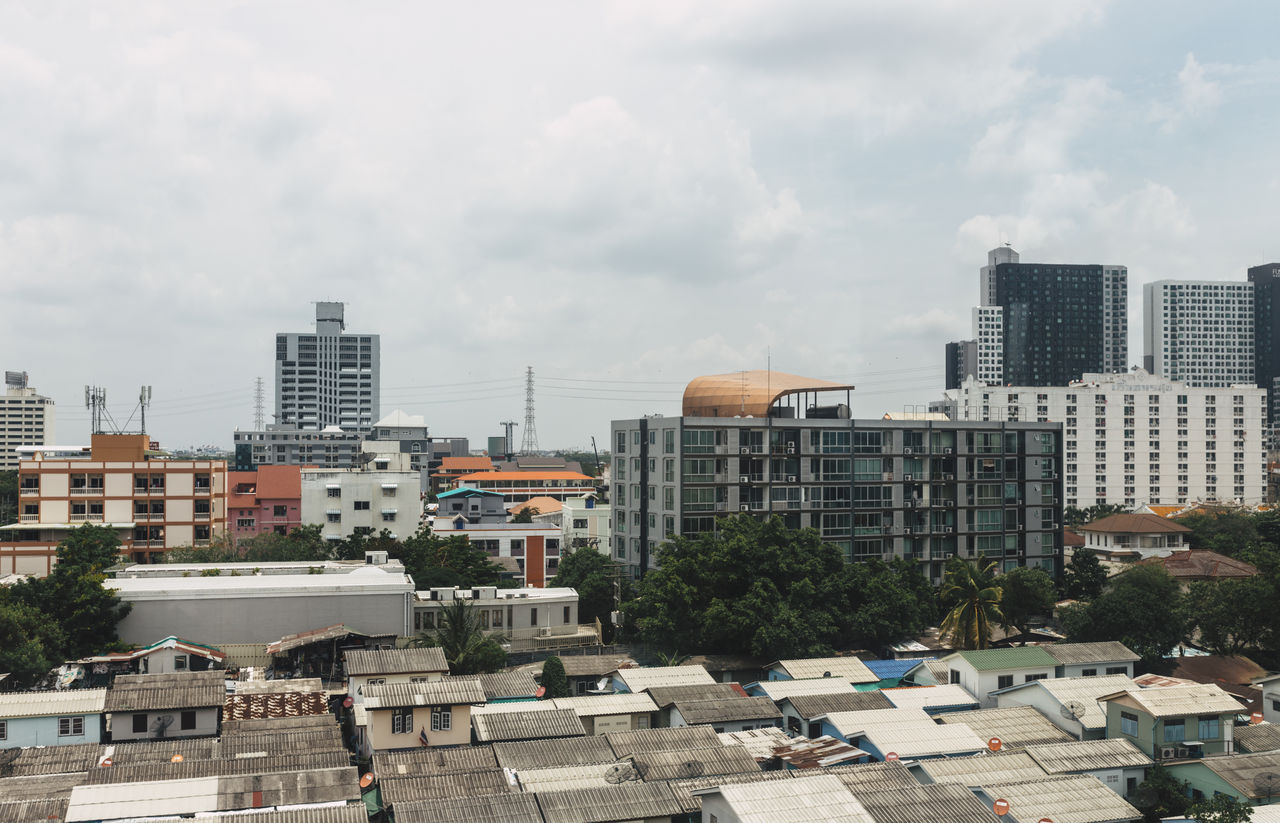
437, 487, 505, 499
865, 658, 935, 680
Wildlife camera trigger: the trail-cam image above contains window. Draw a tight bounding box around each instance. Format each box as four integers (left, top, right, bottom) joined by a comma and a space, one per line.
997, 675, 1014, 690
1198, 716, 1220, 739
327, 512, 341, 523
133, 713, 149, 733
950, 670, 961, 685
274, 505, 287, 517
1105, 666, 1128, 675
1024, 673, 1047, 683
431, 707, 452, 731
1081, 668, 1097, 677
573, 518, 588, 529
563, 606, 571, 624
58, 716, 84, 736
174, 655, 188, 670
530, 608, 538, 625
0, 720, 5, 740
180, 710, 196, 730
354, 501, 371, 511
327, 487, 341, 498
391, 707, 413, 734
492, 609, 503, 628
1165, 719, 1185, 742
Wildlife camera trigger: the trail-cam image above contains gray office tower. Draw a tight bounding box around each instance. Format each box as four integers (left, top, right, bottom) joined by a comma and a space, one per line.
275, 302, 380, 432
1249, 263, 1280, 417
982, 247, 1127, 386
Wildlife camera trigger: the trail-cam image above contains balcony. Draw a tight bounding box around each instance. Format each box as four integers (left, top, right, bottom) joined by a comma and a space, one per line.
19, 487, 39, 496
194, 512, 211, 521
19, 513, 38, 523
135, 486, 164, 496
70, 513, 103, 523
193, 486, 212, 496
70, 487, 104, 496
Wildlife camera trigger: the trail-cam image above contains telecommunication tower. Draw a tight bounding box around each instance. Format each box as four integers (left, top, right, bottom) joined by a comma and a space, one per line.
253, 377, 265, 430
520, 366, 539, 455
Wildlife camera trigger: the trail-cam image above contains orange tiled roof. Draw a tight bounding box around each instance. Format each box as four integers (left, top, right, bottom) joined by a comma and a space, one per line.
256, 465, 301, 499
510, 497, 564, 515
1145, 505, 1183, 518
435, 456, 495, 474
458, 471, 594, 482
1153, 549, 1259, 580
1063, 529, 1086, 547
1080, 513, 1191, 535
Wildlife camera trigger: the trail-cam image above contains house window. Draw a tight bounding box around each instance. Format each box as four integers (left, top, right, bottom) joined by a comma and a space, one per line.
274, 505, 287, 517
327, 487, 341, 498
997, 675, 1014, 690
1165, 719, 1185, 742
354, 501, 371, 510
58, 717, 84, 737
573, 519, 588, 529
1081, 668, 1097, 677
1105, 666, 1128, 675
180, 711, 196, 730
530, 608, 538, 626
563, 606, 571, 624
1024, 673, 1047, 683
173, 655, 188, 671
492, 610, 503, 628
1199, 717, 1220, 739
133, 713, 148, 733
950, 670, 961, 685
391, 708, 413, 734
327, 513, 341, 523
1121, 711, 1138, 737
431, 707, 452, 731
0, 720, 6, 740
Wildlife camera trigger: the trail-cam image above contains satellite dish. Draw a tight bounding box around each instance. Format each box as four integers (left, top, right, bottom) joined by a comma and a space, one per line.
676, 759, 705, 779
988, 737, 1003, 752
1254, 772, 1280, 799
536, 686, 547, 698
885, 752, 900, 761
99, 757, 114, 768
151, 716, 174, 739
1060, 701, 1087, 721
170, 754, 184, 763
342, 696, 354, 709
594, 677, 611, 691
359, 773, 375, 789
603, 762, 638, 784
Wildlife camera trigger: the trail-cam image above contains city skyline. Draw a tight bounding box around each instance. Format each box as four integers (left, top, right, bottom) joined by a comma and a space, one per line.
2, 1, 1278, 449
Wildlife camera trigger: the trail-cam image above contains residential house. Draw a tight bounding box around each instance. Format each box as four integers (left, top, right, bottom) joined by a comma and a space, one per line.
936, 705, 1073, 750
694, 773, 877, 823
902, 658, 952, 687
1099, 682, 1243, 761
549, 693, 657, 735
862, 658, 932, 688
994, 674, 1135, 739
612, 665, 716, 694
428, 519, 563, 586
1078, 513, 1191, 560
766, 657, 879, 688
941, 646, 1059, 707
668, 697, 782, 734
344, 647, 449, 703
429, 456, 495, 495
226, 465, 302, 539
973, 774, 1142, 822
1044, 642, 1140, 678
79, 636, 226, 680
1234, 723, 1280, 754
914, 750, 1048, 787
1149, 549, 1260, 586
434, 486, 507, 524
471, 707, 585, 744
560, 655, 632, 696
745, 677, 857, 705
104, 670, 225, 741
1167, 750, 1280, 806
1256, 672, 1280, 724
559, 494, 611, 553
357, 678, 485, 753
1023, 739, 1153, 798
0, 689, 106, 747
644, 683, 746, 727
818, 707, 986, 761
774, 691, 894, 738
882, 684, 980, 715
478, 670, 540, 703
300, 468, 422, 542
452, 470, 598, 504
411, 586, 588, 648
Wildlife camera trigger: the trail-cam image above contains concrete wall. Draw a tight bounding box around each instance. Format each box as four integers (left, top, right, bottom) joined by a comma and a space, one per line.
0, 714, 102, 748
366, 704, 471, 750
948, 660, 1056, 708
1058, 662, 1134, 679
350, 672, 443, 704
107, 707, 219, 741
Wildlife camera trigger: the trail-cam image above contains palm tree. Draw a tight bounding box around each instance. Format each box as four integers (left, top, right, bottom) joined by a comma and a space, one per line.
413, 598, 505, 674
939, 559, 1004, 650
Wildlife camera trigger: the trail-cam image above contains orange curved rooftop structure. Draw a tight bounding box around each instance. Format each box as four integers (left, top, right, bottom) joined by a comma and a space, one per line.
682, 370, 855, 418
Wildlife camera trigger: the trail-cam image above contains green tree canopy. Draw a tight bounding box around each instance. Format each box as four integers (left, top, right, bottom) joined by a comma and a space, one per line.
552, 546, 626, 643
1185, 576, 1274, 657
997, 566, 1057, 642
1134, 763, 1191, 823
1176, 511, 1261, 557
1061, 564, 1185, 664
1187, 793, 1254, 823
540, 655, 570, 698
1061, 548, 1107, 601
396, 526, 504, 590
623, 516, 935, 658
0, 597, 66, 688
1063, 503, 1128, 529
939, 559, 1003, 650
511, 507, 538, 524
413, 598, 507, 675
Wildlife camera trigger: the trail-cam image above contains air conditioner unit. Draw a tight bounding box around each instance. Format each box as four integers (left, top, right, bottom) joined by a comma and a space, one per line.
740, 447, 750, 454
786, 445, 795, 454
739, 504, 751, 512
1160, 746, 1177, 759
1176, 747, 1189, 758
1016, 524, 1024, 531
903, 474, 913, 482
538, 627, 551, 637
903, 528, 913, 535
903, 448, 914, 455
787, 476, 797, 483
739, 476, 750, 483
944, 474, 955, 481
944, 448, 954, 455
944, 527, 954, 534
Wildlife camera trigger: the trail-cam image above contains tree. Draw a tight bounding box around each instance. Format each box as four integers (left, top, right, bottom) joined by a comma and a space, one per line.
1134, 763, 1191, 823
938, 559, 1003, 650
998, 566, 1057, 641
396, 526, 503, 590
0, 470, 17, 527
511, 507, 538, 524
1061, 564, 1185, 664
1185, 577, 1274, 657
1064, 503, 1127, 529
1187, 794, 1253, 823
1061, 548, 1107, 601
540, 655, 570, 698
552, 546, 626, 643
624, 516, 934, 659
413, 598, 506, 675
1177, 511, 1261, 557
0, 597, 65, 689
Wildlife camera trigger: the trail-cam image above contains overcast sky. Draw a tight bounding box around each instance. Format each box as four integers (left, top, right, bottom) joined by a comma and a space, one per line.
3, 1, 1278, 452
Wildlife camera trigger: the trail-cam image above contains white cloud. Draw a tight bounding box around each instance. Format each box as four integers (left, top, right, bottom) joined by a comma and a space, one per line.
1152, 52, 1224, 131
969, 77, 1120, 175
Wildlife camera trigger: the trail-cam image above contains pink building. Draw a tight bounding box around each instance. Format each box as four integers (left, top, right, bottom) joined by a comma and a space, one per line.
228, 465, 302, 539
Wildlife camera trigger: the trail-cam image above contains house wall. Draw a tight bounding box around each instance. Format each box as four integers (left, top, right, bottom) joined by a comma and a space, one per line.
948, 661, 1057, 708
1105, 704, 1236, 759
582, 712, 649, 735
107, 707, 219, 741
668, 707, 781, 734
365, 704, 472, 750
700, 794, 743, 823
1058, 662, 1134, 679
136, 647, 219, 675
995, 688, 1096, 740
412, 591, 577, 640
1263, 683, 1280, 724
300, 470, 422, 542
1167, 762, 1279, 805
349, 672, 443, 704
0, 714, 102, 748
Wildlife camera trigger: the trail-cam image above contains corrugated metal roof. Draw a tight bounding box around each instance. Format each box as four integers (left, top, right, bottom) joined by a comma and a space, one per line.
344, 647, 448, 676
996, 674, 1134, 731
218, 765, 359, 808
767, 735, 868, 769
66, 775, 220, 821
380, 770, 514, 802
1202, 750, 1280, 798
645, 683, 745, 709
822, 760, 919, 792
222, 713, 338, 734
784, 690, 894, 718
266, 624, 368, 654
0, 773, 83, 803
473, 708, 585, 742
774, 657, 878, 684
220, 726, 347, 756
937, 705, 1073, 748
373, 744, 498, 777
223, 690, 328, 721
613, 665, 715, 691
106, 737, 218, 765
363, 678, 485, 709
202, 807, 369, 823
673, 696, 782, 725
84, 751, 351, 784
626, 745, 760, 781
822, 708, 986, 759
978, 774, 1141, 823
0, 688, 107, 718
881, 684, 980, 712
104, 670, 226, 712
560, 656, 631, 678
918, 751, 1048, 786
534, 782, 686, 823
232, 677, 324, 695
668, 770, 796, 813
550, 693, 657, 717
392, 793, 542, 823
1024, 739, 1153, 774
1235, 722, 1280, 753
512, 762, 614, 792
753, 678, 856, 701
718, 727, 792, 760
494, 735, 617, 769
696, 773, 874, 823
1043, 641, 1140, 665
4, 741, 101, 776
478, 671, 540, 700
864, 657, 934, 680
855, 782, 1001, 823
605, 724, 721, 756
472, 699, 562, 717
945, 647, 1058, 672
1100, 682, 1242, 718
0, 798, 69, 823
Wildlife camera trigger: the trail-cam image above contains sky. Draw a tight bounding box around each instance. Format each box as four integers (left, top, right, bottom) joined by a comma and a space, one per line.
2, 1, 1279, 452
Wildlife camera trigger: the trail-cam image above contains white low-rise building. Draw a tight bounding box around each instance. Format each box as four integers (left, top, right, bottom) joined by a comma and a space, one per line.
411, 586, 583, 645
300, 468, 423, 541
935, 370, 1267, 509
429, 520, 562, 587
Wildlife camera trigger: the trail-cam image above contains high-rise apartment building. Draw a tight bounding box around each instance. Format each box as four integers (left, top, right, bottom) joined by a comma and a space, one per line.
1143, 281, 1254, 387
944, 340, 976, 391
275, 302, 380, 432
612, 371, 1063, 583
957, 248, 1127, 387
0, 372, 55, 471
935, 372, 1267, 509
1249, 263, 1280, 413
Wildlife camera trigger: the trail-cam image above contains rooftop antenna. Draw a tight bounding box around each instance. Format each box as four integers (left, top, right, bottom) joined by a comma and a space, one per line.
138, 385, 152, 434
500, 420, 519, 463
520, 367, 539, 455
85, 386, 108, 434
253, 377, 265, 430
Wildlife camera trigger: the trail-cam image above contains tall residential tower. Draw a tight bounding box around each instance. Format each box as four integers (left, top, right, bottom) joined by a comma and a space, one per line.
274, 302, 380, 432
1143, 281, 1254, 387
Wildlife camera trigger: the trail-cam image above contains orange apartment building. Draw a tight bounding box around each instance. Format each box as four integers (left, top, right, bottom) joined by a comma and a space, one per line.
0, 434, 228, 576
452, 470, 598, 504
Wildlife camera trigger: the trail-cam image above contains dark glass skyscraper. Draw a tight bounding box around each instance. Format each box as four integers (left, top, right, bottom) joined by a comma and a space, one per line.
1248, 263, 1280, 415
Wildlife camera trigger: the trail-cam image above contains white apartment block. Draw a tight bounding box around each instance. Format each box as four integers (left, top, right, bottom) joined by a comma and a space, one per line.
0, 375, 55, 471
1102, 267, 1129, 375
275, 302, 380, 432
974, 306, 1004, 386
300, 469, 423, 542
937, 371, 1267, 509
1143, 281, 1255, 387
